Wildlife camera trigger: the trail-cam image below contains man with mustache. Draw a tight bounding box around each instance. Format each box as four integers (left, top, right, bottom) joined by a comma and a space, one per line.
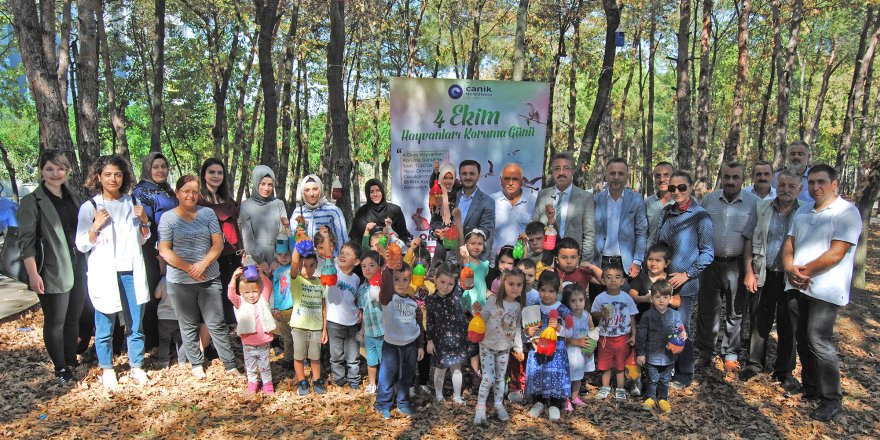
782, 164, 860, 422
695, 161, 760, 372
490, 163, 536, 256
773, 140, 813, 202
740, 168, 802, 387
532, 152, 595, 261
645, 162, 675, 245
745, 160, 776, 201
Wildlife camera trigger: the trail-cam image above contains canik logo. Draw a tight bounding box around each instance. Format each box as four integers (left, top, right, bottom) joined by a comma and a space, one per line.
448, 84, 463, 99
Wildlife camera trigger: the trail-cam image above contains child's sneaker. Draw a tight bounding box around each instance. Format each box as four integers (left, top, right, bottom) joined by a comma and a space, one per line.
495, 402, 510, 421
102, 369, 118, 390
297, 380, 309, 396
262, 382, 275, 395
614, 388, 627, 401
313, 378, 327, 395
565, 399, 573, 412
658, 399, 671, 413
642, 397, 656, 411
548, 406, 561, 420
379, 408, 391, 419
630, 378, 642, 397
571, 397, 587, 407
246, 382, 259, 394
474, 404, 487, 425
192, 366, 206, 379
594, 386, 611, 399
528, 402, 545, 418
508, 390, 523, 403
366, 383, 377, 394
130, 368, 149, 385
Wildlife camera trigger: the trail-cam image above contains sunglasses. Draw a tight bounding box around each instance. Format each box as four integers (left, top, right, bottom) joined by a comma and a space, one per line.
667, 184, 689, 193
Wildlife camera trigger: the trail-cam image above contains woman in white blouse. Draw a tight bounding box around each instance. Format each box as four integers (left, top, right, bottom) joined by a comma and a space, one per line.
75, 155, 151, 390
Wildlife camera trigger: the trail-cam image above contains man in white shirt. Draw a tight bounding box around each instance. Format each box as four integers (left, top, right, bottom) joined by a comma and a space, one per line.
593, 157, 647, 278
745, 160, 776, 201
782, 164, 861, 422
532, 152, 595, 261
490, 163, 536, 256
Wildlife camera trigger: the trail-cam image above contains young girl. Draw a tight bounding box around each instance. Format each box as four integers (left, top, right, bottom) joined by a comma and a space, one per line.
562, 283, 595, 410
525, 270, 575, 420
487, 245, 517, 293
376, 263, 425, 419
426, 263, 471, 403
357, 251, 385, 394
473, 268, 525, 424
228, 267, 276, 395
459, 229, 490, 379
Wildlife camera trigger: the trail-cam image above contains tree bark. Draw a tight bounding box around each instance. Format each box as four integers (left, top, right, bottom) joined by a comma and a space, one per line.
772, 0, 804, 169
277, 4, 298, 206
721, 0, 749, 169
757, 46, 776, 160
150, 0, 165, 153
695, 0, 714, 181
75, 0, 101, 170
577, 0, 621, 169
98, 0, 129, 163
855, 46, 877, 192
512, 0, 529, 81
646, 2, 657, 191
229, 30, 259, 194
328, 0, 353, 224
406, 0, 428, 77
0, 142, 19, 203
853, 153, 880, 288
836, 9, 880, 171
675, 0, 693, 171
466, 0, 487, 79
567, 0, 583, 152
255, 0, 281, 171
58, 0, 72, 114
236, 92, 263, 203
543, 5, 572, 177
805, 38, 841, 147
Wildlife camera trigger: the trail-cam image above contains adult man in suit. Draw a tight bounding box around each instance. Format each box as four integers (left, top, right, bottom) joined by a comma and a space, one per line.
593, 158, 648, 278
453, 159, 495, 261
532, 152, 595, 262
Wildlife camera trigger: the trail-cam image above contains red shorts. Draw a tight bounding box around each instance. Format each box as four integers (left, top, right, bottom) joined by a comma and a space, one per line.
597, 335, 631, 371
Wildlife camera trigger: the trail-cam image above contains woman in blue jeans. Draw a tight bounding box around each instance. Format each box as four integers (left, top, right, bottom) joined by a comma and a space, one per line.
75, 155, 152, 389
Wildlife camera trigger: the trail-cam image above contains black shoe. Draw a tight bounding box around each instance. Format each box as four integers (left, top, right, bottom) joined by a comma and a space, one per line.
781, 377, 802, 392
313, 379, 327, 395
297, 380, 310, 397
350, 382, 360, 391
809, 402, 842, 422
55, 368, 76, 385
739, 368, 760, 382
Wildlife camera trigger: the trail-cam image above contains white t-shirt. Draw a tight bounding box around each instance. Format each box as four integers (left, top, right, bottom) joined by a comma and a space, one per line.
324, 261, 361, 326
591, 291, 638, 337
785, 196, 861, 306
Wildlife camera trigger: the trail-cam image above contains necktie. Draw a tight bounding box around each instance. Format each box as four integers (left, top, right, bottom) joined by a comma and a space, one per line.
555, 191, 563, 229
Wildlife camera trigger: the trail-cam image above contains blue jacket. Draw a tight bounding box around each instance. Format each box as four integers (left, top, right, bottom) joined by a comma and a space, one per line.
653, 202, 714, 297
593, 189, 648, 270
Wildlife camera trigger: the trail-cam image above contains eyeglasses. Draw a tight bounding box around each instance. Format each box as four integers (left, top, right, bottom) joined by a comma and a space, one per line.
667, 184, 689, 193
178, 190, 199, 197
551, 166, 574, 172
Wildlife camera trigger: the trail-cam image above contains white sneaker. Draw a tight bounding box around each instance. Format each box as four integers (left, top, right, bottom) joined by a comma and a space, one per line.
474, 404, 487, 425
508, 391, 523, 403
410, 386, 416, 396
366, 384, 377, 394
192, 366, 207, 379
435, 394, 445, 402
630, 378, 642, 397
102, 369, 118, 390
595, 386, 611, 399
452, 395, 465, 404
130, 368, 149, 385
226, 367, 244, 378
528, 402, 545, 418
495, 402, 510, 421
548, 406, 561, 420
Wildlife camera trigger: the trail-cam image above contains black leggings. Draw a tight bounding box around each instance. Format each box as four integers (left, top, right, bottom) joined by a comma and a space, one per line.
38, 269, 87, 372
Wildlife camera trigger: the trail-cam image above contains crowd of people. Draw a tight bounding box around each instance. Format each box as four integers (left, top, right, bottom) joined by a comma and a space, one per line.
14, 139, 859, 424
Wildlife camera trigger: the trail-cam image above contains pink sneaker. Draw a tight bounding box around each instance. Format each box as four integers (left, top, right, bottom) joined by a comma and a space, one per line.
246, 382, 259, 394
565, 399, 573, 412
262, 382, 275, 395
572, 397, 587, 407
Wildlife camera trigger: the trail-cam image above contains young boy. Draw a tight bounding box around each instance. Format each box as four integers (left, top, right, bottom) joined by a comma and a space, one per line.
628, 242, 677, 319
524, 222, 551, 279
320, 226, 364, 390
271, 243, 295, 369
287, 239, 325, 396
591, 263, 638, 401
555, 237, 603, 301
635, 279, 684, 413
517, 258, 540, 306
357, 250, 385, 394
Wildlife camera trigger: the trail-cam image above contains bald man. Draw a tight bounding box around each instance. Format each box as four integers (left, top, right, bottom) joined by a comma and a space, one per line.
490, 163, 536, 256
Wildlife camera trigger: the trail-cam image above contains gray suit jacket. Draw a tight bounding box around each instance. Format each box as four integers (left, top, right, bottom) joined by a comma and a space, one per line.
593, 188, 648, 269
461, 187, 495, 260
531, 185, 595, 261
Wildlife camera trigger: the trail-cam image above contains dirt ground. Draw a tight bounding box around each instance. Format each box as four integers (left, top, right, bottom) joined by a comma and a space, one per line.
1, 234, 878, 440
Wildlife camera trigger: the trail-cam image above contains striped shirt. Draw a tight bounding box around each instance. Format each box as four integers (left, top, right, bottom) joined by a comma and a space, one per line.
357, 282, 384, 338
159, 207, 221, 284
701, 190, 759, 258
292, 203, 348, 255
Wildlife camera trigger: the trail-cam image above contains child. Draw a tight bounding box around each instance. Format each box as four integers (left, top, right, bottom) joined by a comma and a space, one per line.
517, 258, 540, 306
228, 267, 276, 395
591, 263, 638, 400
562, 283, 595, 410
287, 241, 326, 396
357, 250, 385, 394
376, 263, 426, 419
555, 237, 603, 299
155, 276, 187, 368
628, 242, 679, 318
459, 229, 491, 378
525, 271, 575, 420
487, 245, 517, 293
319, 226, 363, 389
524, 222, 553, 279
271, 243, 295, 369
636, 279, 684, 413
426, 262, 471, 403
404, 238, 434, 395
509, 258, 539, 402
473, 268, 525, 424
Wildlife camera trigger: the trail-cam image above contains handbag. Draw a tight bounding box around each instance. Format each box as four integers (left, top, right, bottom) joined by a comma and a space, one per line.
0, 200, 42, 284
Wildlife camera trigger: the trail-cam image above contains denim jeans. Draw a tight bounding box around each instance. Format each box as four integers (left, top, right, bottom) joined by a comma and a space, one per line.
327, 321, 361, 386
788, 291, 841, 402
376, 339, 419, 411
645, 363, 674, 400
95, 272, 144, 369
672, 294, 696, 386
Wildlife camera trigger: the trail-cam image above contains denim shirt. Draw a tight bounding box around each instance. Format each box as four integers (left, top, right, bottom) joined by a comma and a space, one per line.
653, 203, 714, 297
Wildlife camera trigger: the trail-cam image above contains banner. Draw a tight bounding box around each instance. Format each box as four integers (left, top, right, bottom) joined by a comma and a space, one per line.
390, 78, 550, 250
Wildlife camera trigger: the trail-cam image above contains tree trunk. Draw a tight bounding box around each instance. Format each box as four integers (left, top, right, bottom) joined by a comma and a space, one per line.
229, 31, 259, 193
638, 28, 649, 194
236, 92, 263, 203
512, 0, 529, 81
328, 0, 353, 224
805, 38, 840, 147
855, 48, 877, 192
406, 0, 428, 77
772, 0, 804, 169
58, 0, 72, 115
150, 0, 165, 153
722, 0, 749, 168
0, 142, 19, 203
757, 49, 776, 160
466, 0, 487, 79
255, 0, 281, 171
853, 153, 880, 288
695, 0, 714, 181
350, 40, 364, 210
577, 0, 621, 169
567, 0, 583, 152
98, 0, 129, 163
836, 9, 880, 171
75, 0, 101, 170
646, 3, 657, 191
543, 6, 571, 178
206, 10, 241, 161
615, 27, 638, 160
277, 4, 298, 207
675, 0, 693, 171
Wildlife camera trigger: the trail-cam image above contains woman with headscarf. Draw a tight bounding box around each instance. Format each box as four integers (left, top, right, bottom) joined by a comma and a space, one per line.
239, 165, 287, 274
348, 179, 411, 244
428, 161, 461, 263
132, 152, 178, 349
290, 174, 347, 255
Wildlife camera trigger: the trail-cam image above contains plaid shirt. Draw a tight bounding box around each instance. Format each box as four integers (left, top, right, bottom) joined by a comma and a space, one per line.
701, 189, 759, 258
357, 282, 384, 338
654, 202, 714, 297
